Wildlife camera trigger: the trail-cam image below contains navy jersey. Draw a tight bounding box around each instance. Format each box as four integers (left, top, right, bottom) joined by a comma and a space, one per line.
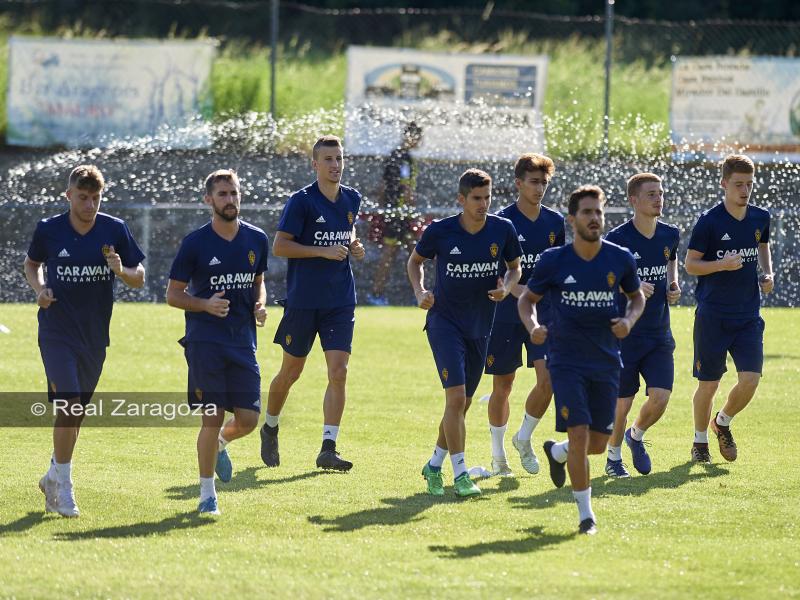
494, 203, 565, 324
26, 211, 145, 349
527, 241, 640, 369
277, 181, 361, 309
688, 202, 770, 319
169, 221, 269, 350
605, 219, 679, 338
415, 214, 522, 339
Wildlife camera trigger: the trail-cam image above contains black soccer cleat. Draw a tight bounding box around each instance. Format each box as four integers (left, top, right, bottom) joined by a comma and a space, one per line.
260, 423, 280, 467
690, 442, 711, 464
316, 449, 353, 472
543, 440, 566, 488
578, 518, 597, 535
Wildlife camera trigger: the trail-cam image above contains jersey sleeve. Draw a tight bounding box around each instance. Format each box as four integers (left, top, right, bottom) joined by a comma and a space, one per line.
276, 194, 307, 238
257, 232, 269, 274
503, 221, 523, 262
669, 227, 680, 260
620, 250, 641, 294
168, 237, 195, 283
527, 251, 556, 296
117, 222, 146, 268
26, 221, 47, 263
414, 222, 437, 259
687, 214, 711, 254
761, 213, 770, 244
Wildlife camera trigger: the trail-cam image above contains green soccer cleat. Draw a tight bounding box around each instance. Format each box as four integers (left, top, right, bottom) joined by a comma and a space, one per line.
453, 472, 481, 498
421, 462, 445, 496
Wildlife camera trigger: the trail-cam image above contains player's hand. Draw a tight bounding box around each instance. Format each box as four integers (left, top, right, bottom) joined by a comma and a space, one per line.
640, 281, 655, 299
320, 245, 349, 261
667, 281, 681, 305
488, 277, 509, 302
349, 238, 366, 260
205, 291, 230, 318
719, 252, 743, 271
510, 282, 527, 299
104, 244, 123, 275
37, 287, 57, 309
610, 317, 633, 339
254, 301, 267, 327
416, 289, 435, 310
759, 273, 774, 294
530, 324, 548, 345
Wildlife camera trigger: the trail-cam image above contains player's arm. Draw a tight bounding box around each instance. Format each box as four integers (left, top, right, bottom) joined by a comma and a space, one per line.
666, 258, 681, 304
517, 288, 547, 344
349, 226, 365, 261
103, 244, 145, 288
611, 288, 646, 339
684, 248, 742, 275
272, 231, 348, 261
23, 255, 56, 308
407, 249, 434, 309
489, 258, 521, 301
166, 279, 229, 318
757, 242, 774, 294
252, 274, 267, 327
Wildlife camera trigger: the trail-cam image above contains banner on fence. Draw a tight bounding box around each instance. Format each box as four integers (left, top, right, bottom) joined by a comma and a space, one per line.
7, 36, 216, 148
671, 56, 800, 162
345, 46, 548, 161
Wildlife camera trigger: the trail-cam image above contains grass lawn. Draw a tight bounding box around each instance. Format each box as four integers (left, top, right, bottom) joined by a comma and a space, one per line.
0, 304, 798, 598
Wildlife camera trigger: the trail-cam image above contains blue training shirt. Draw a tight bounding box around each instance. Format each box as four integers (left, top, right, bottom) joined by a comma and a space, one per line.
277, 181, 361, 309
415, 214, 522, 339
26, 211, 145, 349
605, 219, 679, 339
169, 220, 269, 350
687, 202, 770, 319
527, 240, 640, 369
494, 202, 565, 324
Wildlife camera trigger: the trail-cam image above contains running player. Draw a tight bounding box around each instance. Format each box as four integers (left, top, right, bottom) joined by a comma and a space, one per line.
24, 165, 145, 518
409, 168, 522, 497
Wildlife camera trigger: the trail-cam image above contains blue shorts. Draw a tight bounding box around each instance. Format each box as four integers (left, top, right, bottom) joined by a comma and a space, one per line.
550, 364, 619, 434
485, 321, 548, 375
426, 323, 488, 398
274, 305, 355, 357
40, 340, 106, 405
618, 334, 675, 397
184, 341, 261, 413
693, 311, 765, 381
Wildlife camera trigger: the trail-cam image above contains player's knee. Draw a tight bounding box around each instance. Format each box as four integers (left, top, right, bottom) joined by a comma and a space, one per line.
737, 371, 760, 391
648, 389, 671, 410
328, 363, 348, 385
236, 412, 259, 433
491, 374, 514, 399
588, 439, 607, 455
445, 394, 467, 413
696, 380, 720, 396
278, 365, 303, 385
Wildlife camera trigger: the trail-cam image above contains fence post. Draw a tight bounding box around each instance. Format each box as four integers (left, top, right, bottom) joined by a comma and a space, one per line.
270, 0, 279, 117
603, 0, 614, 159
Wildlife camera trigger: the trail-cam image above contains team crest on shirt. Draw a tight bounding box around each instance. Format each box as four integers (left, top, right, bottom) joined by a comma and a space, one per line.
101, 244, 112, 257
755, 229, 761, 243
561, 406, 569, 420
347, 211, 354, 225
441, 368, 449, 382
486, 355, 495, 367
195, 388, 203, 401
664, 246, 670, 261
549, 231, 556, 246
607, 271, 616, 288
285, 335, 292, 346
248, 250, 256, 266
489, 243, 499, 258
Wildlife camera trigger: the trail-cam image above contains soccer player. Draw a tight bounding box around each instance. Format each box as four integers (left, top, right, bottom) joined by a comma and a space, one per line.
485, 153, 565, 477
603, 173, 681, 477
260, 135, 366, 472
24, 165, 145, 518
409, 169, 522, 497
685, 154, 773, 463
519, 185, 644, 534
167, 169, 269, 515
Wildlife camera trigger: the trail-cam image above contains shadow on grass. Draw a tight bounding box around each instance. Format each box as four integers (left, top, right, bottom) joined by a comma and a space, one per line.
164, 467, 326, 500
430, 525, 576, 558
308, 477, 520, 532
52, 511, 212, 540
508, 460, 729, 511
0, 511, 47, 536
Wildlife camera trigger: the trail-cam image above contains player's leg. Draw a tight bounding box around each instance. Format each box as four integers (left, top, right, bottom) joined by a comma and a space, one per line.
197, 406, 226, 515
444, 385, 479, 497
512, 341, 552, 474
692, 311, 730, 463
485, 323, 521, 475
606, 395, 633, 478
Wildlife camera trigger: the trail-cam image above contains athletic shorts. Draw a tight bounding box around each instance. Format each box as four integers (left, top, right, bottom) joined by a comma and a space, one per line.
426, 321, 488, 398
274, 305, 355, 357
693, 311, 764, 381
618, 334, 675, 397
39, 340, 106, 405
184, 341, 261, 413
550, 364, 620, 434
485, 321, 548, 375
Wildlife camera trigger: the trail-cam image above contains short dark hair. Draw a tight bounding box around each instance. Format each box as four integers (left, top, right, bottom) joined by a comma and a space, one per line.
68, 165, 104, 192
721, 154, 754, 181
514, 153, 555, 181
312, 135, 343, 160
458, 168, 492, 198
568, 185, 606, 215
626, 172, 661, 198
204, 169, 240, 196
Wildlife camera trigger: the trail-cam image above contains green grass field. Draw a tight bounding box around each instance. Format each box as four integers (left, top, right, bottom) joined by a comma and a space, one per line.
1, 304, 799, 598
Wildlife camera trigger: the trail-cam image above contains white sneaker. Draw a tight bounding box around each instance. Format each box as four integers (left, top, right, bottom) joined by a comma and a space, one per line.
56, 485, 80, 518
38, 475, 58, 513
490, 457, 514, 477
512, 433, 540, 474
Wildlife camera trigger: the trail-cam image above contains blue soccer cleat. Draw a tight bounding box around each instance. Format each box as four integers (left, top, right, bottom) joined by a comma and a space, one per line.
198, 496, 221, 515
624, 428, 652, 475
215, 448, 233, 483
605, 458, 631, 478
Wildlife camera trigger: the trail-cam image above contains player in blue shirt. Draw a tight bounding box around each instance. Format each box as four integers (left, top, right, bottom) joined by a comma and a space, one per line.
408, 169, 522, 497
24, 165, 145, 518
685, 154, 774, 463
519, 185, 644, 534
167, 169, 269, 515
603, 173, 681, 478
260, 136, 366, 472
484, 153, 565, 477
